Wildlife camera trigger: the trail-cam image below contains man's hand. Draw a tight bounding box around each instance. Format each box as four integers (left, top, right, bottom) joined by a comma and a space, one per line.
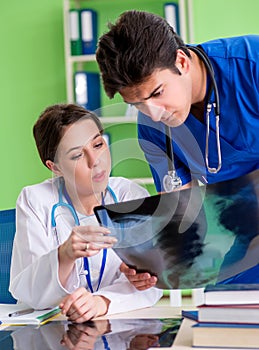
120, 262, 157, 291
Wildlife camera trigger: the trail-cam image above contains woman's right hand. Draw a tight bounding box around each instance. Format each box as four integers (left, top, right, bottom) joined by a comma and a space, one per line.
59, 225, 117, 262
58, 225, 117, 286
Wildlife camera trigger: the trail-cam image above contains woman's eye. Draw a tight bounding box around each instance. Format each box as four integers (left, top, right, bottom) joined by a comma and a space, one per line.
71, 153, 83, 160
94, 136, 105, 149
94, 141, 104, 149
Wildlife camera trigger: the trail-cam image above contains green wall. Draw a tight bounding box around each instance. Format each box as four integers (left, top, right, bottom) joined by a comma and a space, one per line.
1, 0, 259, 209
192, 0, 259, 43
1, 0, 65, 209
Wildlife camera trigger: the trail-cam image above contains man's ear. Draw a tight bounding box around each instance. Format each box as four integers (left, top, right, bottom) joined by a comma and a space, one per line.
45, 160, 62, 176
175, 49, 190, 74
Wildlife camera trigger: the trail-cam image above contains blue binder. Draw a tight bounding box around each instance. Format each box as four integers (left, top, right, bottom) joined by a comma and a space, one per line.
74, 71, 101, 114
80, 9, 97, 55
164, 3, 180, 34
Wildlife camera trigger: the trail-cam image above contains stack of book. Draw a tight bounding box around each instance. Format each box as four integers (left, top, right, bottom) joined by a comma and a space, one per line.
183, 284, 259, 348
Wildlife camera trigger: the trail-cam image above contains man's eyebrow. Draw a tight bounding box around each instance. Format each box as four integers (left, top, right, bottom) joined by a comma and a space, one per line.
143, 84, 163, 100
124, 84, 163, 105
66, 133, 101, 154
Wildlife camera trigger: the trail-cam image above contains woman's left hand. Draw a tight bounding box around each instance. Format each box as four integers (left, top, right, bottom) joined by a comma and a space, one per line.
59, 287, 110, 323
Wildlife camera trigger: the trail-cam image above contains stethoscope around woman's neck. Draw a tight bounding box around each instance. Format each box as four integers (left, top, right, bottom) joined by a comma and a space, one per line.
51, 177, 118, 293
51, 178, 118, 228
163, 45, 222, 192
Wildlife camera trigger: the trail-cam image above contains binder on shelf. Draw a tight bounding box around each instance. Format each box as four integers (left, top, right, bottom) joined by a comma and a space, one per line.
103, 132, 112, 174
164, 3, 180, 34
103, 133, 110, 148
80, 9, 97, 55
74, 71, 101, 114
69, 9, 82, 56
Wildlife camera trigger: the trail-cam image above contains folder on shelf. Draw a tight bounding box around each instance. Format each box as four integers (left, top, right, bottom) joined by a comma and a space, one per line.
164, 3, 180, 34
80, 9, 97, 55
69, 9, 82, 56
74, 71, 101, 114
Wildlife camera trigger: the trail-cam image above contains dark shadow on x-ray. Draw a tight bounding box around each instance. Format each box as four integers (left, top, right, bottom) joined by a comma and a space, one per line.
95, 169, 259, 289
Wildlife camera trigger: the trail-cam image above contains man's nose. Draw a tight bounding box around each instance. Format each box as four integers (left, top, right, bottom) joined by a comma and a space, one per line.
137, 101, 165, 122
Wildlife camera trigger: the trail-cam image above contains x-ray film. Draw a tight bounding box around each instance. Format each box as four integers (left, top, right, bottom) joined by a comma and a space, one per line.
94, 170, 259, 289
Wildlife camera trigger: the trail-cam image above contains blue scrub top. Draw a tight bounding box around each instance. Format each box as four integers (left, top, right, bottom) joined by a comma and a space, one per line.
138, 35, 259, 192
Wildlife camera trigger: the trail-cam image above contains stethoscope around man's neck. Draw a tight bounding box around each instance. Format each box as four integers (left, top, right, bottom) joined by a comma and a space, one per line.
163, 45, 222, 192
51, 177, 118, 293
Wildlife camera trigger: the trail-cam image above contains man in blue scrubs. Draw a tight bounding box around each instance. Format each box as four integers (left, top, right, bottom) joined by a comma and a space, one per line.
96, 10, 259, 288
96, 10, 259, 192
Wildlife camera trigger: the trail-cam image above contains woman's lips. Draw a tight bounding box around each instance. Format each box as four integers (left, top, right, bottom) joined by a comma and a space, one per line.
92, 170, 106, 182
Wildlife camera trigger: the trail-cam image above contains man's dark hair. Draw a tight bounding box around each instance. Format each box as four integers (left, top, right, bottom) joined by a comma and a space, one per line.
96, 10, 190, 98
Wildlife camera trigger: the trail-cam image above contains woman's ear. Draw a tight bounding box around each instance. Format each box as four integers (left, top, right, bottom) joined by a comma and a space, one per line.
45, 160, 62, 176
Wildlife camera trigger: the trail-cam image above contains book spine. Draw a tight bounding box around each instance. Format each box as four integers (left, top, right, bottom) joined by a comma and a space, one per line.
69, 9, 82, 56
164, 3, 180, 33
81, 9, 97, 55
74, 72, 101, 113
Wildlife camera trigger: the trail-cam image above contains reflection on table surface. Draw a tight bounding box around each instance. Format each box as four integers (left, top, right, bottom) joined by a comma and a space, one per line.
0, 317, 182, 350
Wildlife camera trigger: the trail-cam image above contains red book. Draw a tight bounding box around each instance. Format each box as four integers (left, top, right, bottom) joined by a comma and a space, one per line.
198, 303, 259, 324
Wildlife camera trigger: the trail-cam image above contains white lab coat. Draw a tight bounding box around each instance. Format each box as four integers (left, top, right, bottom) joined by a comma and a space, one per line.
10, 177, 162, 312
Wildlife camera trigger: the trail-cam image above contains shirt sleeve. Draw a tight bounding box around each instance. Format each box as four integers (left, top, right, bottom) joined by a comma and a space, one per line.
94, 265, 163, 315
9, 187, 77, 309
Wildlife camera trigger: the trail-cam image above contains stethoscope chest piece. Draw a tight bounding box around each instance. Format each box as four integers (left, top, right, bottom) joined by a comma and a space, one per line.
163, 170, 182, 192
163, 125, 182, 192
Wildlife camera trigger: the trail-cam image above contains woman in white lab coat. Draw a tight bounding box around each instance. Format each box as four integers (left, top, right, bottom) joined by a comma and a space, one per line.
9, 104, 162, 323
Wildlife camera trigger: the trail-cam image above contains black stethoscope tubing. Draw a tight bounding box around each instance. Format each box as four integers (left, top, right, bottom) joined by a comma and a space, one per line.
165, 123, 174, 172
164, 45, 221, 191
189, 45, 220, 116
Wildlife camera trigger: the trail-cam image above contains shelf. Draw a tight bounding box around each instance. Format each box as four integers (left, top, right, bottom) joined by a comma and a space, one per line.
68, 54, 96, 63
63, 0, 153, 187
99, 116, 137, 124
131, 178, 154, 185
